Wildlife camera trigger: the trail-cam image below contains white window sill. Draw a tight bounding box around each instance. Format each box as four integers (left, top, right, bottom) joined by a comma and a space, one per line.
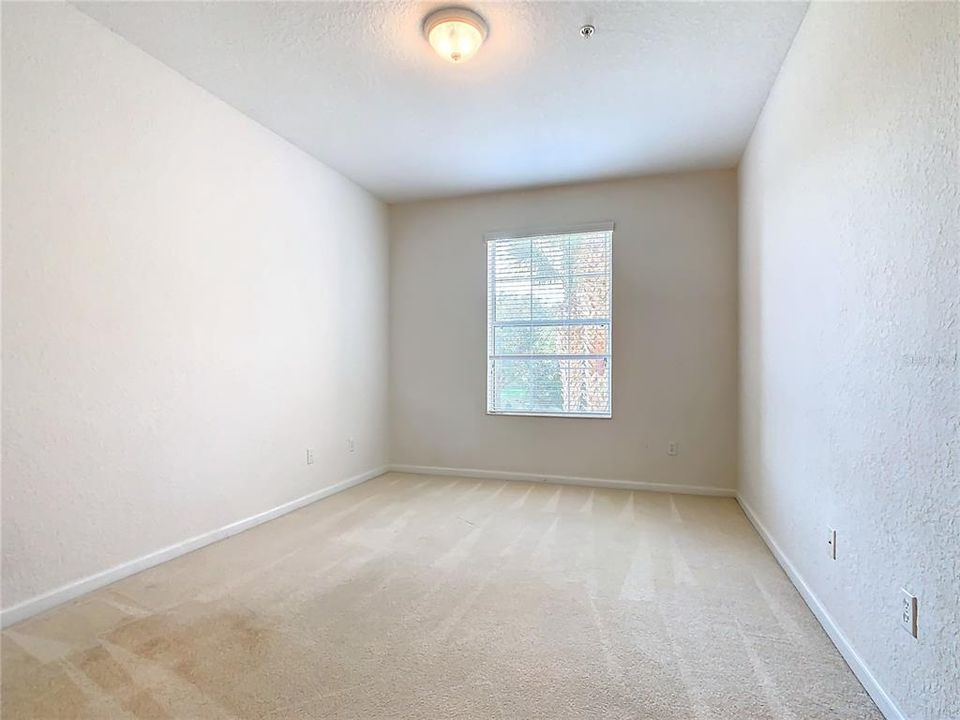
486, 411, 612, 419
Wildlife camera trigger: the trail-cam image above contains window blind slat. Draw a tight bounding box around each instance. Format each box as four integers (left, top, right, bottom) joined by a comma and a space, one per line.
487, 228, 613, 418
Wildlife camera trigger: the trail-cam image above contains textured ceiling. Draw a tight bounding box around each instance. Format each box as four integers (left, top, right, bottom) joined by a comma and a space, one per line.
75, 1, 809, 202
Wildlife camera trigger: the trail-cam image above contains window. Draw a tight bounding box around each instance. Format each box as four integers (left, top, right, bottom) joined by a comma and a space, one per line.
486, 223, 613, 418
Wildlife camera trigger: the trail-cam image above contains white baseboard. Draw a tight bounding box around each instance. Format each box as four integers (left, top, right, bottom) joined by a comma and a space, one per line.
388, 464, 736, 497
0, 465, 388, 629
737, 496, 906, 720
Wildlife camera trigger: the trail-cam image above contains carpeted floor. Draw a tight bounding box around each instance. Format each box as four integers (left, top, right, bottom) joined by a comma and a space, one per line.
2, 473, 881, 719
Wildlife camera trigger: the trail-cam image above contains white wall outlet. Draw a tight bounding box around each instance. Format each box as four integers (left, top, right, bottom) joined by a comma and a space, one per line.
667, 441, 679, 456
827, 528, 837, 559
306, 448, 315, 465
900, 588, 918, 638
347, 438, 355, 453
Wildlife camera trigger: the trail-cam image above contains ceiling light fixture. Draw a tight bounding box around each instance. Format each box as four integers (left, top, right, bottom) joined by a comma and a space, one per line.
423, 7, 488, 64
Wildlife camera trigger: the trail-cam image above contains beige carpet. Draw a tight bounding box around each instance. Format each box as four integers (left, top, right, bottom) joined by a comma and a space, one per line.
2, 473, 881, 719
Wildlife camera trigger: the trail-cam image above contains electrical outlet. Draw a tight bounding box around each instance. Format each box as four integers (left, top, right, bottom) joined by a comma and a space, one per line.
347, 438, 355, 453
900, 589, 918, 638
306, 448, 315, 465
827, 528, 837, 560
667, 442, 679, 456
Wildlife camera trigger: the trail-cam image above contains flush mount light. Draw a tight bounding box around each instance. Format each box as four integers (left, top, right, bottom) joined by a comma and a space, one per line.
423, 7, 488, 64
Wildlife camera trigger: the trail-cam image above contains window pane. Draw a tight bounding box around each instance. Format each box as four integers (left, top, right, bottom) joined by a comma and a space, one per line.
493, 324, 609, 357
558, 358, 611, 415
493, 325, 532, 355
493, 278, 531, 321
490, 357, 611, 416
569, 275, 610, 321
491, 358, 565, 414
531, 280, 565, 320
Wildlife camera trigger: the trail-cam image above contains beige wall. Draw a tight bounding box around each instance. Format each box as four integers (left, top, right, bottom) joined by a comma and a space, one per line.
389, 172, 739, 490
2, 4, 389, 612
739, 2, 959, 718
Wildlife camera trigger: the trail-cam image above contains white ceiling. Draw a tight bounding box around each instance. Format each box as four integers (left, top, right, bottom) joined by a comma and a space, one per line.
76, 1, 809, 202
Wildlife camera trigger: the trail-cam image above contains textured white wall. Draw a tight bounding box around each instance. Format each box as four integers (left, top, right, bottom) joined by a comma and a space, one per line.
739, 3, 959, 719
389, 173, 739, 490
1, 4, 389, 610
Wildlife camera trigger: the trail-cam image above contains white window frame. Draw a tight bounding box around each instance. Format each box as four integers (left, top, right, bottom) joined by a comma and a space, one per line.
484, 221, 614, 419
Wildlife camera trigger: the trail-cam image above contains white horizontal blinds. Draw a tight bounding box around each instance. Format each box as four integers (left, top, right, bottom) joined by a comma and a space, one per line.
487, 228, 612, 417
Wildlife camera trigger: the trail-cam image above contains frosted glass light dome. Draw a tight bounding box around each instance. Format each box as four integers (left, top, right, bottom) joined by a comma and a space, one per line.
423, 8, 488, 64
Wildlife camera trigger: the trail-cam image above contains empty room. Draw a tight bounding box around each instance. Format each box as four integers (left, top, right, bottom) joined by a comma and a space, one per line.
1, 1, 957, 719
